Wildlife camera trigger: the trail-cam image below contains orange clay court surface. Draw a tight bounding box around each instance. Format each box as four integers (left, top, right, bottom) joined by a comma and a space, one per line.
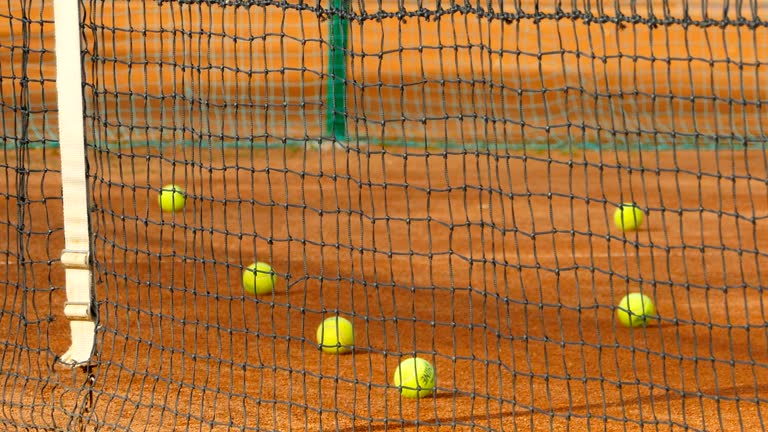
5, 1, 768, 144
2, 1, 768, 431
4, 145, 768, 431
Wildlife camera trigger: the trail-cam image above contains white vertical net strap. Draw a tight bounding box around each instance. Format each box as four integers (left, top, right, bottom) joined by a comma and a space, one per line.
54, 0, 96, 367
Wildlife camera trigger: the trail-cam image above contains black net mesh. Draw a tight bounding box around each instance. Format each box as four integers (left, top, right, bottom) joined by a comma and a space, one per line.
4, 0, 768, 430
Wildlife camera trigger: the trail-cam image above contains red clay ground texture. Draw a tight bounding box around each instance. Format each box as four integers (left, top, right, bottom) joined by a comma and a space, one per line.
3, 145, 768, 431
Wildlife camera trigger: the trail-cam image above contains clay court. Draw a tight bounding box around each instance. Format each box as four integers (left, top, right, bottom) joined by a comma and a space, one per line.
2, 0, 768, 431
4, 145, 768, 430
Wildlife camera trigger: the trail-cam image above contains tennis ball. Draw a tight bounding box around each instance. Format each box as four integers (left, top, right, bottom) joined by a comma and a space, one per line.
158, 184, 186, 213
316, 316, 354, 354
613, 203, 644, 232
242, 262, 276, 296
393, 357, 436, 399
616, 292, 656, 328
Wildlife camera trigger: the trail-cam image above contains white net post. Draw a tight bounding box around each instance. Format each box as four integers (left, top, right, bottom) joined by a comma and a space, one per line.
54, 0, 96, 367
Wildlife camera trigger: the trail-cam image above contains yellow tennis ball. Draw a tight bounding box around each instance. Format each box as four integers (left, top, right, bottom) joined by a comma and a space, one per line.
616, 292, 656, 328
158, 184, 186, 213
242, 262, 276, 296
316, 316, 354, 354
393, 357, 436, 399
613, 203, 644, 232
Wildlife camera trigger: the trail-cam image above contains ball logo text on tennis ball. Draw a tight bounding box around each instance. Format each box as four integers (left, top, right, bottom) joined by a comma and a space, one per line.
316, 316, 354, 354
242, 262, 276, 296
393, 357, 436, 399
613, 203, 644, 232
616, 292, 656, 328
158, 184, 186, 213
